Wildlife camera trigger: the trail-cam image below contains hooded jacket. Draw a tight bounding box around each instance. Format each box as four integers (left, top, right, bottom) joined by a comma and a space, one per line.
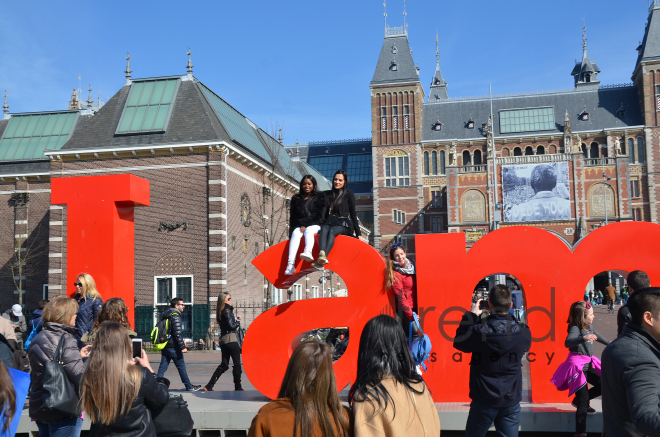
289, 192, 327, 235
161, 308, 185, 350
74, 294, 104, 340
453, 311, 532, 408
27, 309, 43, 338
28, 323, 86, 422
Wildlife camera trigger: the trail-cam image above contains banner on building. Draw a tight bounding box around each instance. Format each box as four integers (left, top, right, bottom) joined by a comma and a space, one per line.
502, 162, 571, 222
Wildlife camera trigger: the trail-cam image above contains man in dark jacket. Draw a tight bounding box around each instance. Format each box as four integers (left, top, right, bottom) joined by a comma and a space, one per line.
27, 300, 48, 339
617, 270, 650, 337
155, 298, 201, 391
453, 284, 532, 437
602, 288, 660, 437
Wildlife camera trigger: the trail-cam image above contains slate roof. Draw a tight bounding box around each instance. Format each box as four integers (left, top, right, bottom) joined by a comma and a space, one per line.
422, 85, 642, 142
637, 5, 660, 67
428, 62, 449, 102
293, 159, 332, 191
0, 160, 50, 176
370, 35, 420, 86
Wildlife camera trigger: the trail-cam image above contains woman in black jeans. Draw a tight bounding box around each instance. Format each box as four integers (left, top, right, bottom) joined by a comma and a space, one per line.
313, 170, 361, 269
204, 292, 242, 391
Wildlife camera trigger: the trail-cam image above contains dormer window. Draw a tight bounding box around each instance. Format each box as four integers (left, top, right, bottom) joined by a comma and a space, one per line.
435, 79, 441, 85
617, 103, 626, 118
390, 61, 398, 71
466, 119, 475, 129
585, 74, 591, 83
392, 45, 397, 54
579, 111, 589, 121
432, 121, 443, 131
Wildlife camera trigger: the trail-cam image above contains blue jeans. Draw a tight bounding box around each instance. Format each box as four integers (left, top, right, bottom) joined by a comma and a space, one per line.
465, 402, 521, 437
36, 417, 83, 437
157, 347, 192, 389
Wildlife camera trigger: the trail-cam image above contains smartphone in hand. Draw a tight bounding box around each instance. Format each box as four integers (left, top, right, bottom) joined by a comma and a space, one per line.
132, 338, 143, 360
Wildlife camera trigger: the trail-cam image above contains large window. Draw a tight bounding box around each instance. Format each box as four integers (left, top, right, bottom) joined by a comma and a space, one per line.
392, 209, 406, 224
154, 276, 193, 339
633, 208, 642, 221
385, 153, 409, 186
638, 138, 645, 164
500, 107, 554, 134
117, 79, 179, 134
423, 151, 429, 176
312, 286, 319, 299
432, 151, 438, 175
308, 155, 344, 181
346, 154, 372, 183
272, 288, 285, 305
431, 188, 442, 208
432, 216, 443, 233
631, 179, 640, 198
293, 284, 303, 301
440, 150, 446, 174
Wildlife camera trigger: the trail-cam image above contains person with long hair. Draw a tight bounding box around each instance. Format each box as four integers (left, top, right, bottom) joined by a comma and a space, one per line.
385, 243, 417, 335
248, 339, 352, 437
313, 170, 361, 269
204, 292, 242, 391
73, 273, 103, 340
551, 301, 609, 437
0, 359, 16, 435
350, 315, 440, 436
28, 296, 92, 437
81, 297, 137, 345
80, 322, 168, 437
285, 174, 327, 275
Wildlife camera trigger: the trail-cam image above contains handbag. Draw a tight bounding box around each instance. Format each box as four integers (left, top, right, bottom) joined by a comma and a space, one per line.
325, 213, 350, 229
153, 394, 194, 437
408, 312, 432, 372
41, 334, 82, 418
236, 326, 245, 351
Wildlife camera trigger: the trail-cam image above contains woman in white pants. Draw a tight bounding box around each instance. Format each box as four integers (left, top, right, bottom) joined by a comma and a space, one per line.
285, 175, 327, 275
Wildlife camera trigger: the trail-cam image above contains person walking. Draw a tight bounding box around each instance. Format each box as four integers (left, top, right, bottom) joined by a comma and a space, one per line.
551, 301, 609, 437
453, 284, 532, 437
313, 170, 361, 269
248, 339, 352, 437
617, 270, 650, 337
28, 296, 92, 437
204, 293, 242, 391
2, 305, 26, 350
81, 322, 169, 437
385, 243, 418, 335
602, 288, 660, 436
284, 174, 327, 275
73, 273, 104, 340
156, 298, 201, 391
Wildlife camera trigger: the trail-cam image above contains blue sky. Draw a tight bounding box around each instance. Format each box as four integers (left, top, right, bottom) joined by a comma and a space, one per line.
0, 1, 651, 143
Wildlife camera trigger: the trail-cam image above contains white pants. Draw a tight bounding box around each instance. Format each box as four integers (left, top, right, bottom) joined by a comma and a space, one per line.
288, 225, 321, 263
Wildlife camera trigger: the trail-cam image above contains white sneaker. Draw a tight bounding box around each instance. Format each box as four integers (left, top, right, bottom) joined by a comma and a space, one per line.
300, 250, 314, 262
284, 263, 295, 275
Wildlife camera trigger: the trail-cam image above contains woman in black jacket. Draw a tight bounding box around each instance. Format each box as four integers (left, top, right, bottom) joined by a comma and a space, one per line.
80, 322, 169, 437
204, 292, 242, 391
313, 170, 361, 269
285, 174, 327, 275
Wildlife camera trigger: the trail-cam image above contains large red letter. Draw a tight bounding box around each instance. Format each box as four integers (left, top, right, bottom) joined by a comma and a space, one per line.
51, 175, 150, 324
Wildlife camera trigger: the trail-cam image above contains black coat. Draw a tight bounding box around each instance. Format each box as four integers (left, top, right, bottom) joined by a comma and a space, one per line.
219, 305, 240, 337
323, 190, 361, 238
161, 308, 186, 350
289, 192, 327, 236
89, 366, 169, 437
453, 312, 532, 408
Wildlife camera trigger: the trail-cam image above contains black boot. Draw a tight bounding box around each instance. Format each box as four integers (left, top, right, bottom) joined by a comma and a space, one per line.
204, 362, 229, 391
233, 365, 243, 391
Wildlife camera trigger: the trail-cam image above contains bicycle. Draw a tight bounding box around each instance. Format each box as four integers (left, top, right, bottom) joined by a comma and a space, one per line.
608, 300, 615, 314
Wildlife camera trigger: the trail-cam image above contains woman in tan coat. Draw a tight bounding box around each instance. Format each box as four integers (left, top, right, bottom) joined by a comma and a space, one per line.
350, 315, 440, 437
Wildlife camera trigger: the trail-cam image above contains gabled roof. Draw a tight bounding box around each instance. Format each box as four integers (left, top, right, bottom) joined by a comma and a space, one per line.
370, 34, 420, 86
637, 4, 660, 67
422, 85, 642, 142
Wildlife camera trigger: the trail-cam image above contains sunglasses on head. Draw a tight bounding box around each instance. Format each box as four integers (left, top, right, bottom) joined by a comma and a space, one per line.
74, 282, 83, 287
585, 302, 592, 310
391, 243, 402, 250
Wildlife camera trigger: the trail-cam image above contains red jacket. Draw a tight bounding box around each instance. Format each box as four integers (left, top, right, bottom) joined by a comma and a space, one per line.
392, 270, 417, 322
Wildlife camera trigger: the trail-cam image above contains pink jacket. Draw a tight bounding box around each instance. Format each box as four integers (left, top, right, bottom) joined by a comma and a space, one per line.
550, 352, 601, 396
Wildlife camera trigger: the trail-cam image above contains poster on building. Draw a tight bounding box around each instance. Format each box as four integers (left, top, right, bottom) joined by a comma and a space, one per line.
502, 162, 571, 222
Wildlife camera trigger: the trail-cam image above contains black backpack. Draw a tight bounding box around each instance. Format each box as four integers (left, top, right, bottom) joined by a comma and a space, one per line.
0, 333, 30, 373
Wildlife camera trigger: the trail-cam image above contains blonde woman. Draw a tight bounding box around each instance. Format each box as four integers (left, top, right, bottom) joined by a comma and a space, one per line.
28, 296, 92, 437
73, 273, 103, 340
81, 322, 168, 437
203, 292, 242, 391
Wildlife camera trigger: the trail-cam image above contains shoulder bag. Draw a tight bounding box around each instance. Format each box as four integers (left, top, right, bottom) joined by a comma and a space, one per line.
40, 334, 82, 418
153, 394, 194, 437
409, 312, 432, 372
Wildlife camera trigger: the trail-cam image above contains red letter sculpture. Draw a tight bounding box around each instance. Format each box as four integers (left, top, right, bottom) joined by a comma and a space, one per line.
51, 174, 150, 324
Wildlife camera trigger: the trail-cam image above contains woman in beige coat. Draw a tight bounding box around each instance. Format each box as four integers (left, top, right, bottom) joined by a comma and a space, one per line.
349, 315, 440, 437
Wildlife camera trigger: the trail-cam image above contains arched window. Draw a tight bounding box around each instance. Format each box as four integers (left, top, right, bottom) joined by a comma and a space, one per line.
582, 143, 588, 159
440, 150, 446, 174
513, 147, 522, 156
525, 146, 534, 155
462, 150, 472, 165
620, 139, 626, 155
384, 149, 410, 187
502, 147, 510, 157
474, 150, 482, 165
423, 151, 429, 176
432, 151, 438, 175
629, 138, 635, 162
536, 146, 545, 155
638, 138, 645, 164
590, 142, 599, 159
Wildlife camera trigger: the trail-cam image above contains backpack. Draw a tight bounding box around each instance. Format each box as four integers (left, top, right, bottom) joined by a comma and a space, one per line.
24, 319, 42, 351
408, 312, 432, 372
0, 333, 30, 373
151, 312, 178, 351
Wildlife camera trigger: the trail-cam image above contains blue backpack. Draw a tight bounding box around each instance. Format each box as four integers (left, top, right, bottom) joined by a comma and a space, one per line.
24, 319, 42, 351
409, 312, 432, 371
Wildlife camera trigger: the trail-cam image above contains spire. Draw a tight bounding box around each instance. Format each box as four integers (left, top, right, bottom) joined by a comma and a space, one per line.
125, 52, 132, 85
2, 90, 9, 119
582, 19, 588, 59
383, 1, 387, 31
186, 47, 194, 76
571, 19, 600, 88
636, 1, 660, 68
87, 84, 93, 108
428, 33, 448, 102
403, 0, 407, 33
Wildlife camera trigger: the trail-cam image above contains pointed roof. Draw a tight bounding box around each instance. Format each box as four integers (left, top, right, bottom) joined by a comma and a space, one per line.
429, 34, 448, 102
370, 31, 420, 86
637, 3, 660, 66
571, 23, 601, 86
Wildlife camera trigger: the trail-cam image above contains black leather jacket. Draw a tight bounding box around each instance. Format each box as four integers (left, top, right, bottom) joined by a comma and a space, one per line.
89, 366, 169, 437
161, 308, 185, 350
220, 305, 240, 337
